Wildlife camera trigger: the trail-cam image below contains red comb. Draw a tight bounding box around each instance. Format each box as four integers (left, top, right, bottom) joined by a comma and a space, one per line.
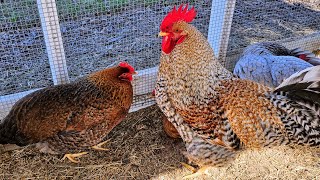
298, 54, 307, 61
119, 62, 135, 73
160, 4, 197, 31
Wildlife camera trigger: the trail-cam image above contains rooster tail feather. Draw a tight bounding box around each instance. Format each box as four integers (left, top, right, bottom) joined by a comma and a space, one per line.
307, 58, 320, 66
271, 66, 320, 146
289, 48, 320, 66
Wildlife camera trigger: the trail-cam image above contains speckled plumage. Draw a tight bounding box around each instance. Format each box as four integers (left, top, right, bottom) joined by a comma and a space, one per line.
234, 42, 320, 87
0, 65, 133, 154
155, 19, 320, 169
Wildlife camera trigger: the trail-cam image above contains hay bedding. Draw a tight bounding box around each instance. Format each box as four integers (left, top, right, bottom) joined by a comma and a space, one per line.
0, 105, 319, 179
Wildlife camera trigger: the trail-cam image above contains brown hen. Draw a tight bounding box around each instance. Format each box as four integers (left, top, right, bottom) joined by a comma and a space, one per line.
156, 5, 320, 178
162, 116, 180, 139
152, 89, 180, 139
0, 62, 135, 163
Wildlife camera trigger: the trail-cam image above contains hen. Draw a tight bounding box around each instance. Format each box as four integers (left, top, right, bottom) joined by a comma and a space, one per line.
156, 5, 320, 178
162, 116, 181, 139
0, 62, 135, 163
234, 42, 320, 87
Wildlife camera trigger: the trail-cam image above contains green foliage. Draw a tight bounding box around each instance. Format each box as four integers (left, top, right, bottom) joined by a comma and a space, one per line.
10, 13, 18, 22
0, 0, 38, 24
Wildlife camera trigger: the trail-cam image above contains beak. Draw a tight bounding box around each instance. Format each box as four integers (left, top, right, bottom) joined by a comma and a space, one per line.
132, 71, 138, 75
158, 31, 169, 37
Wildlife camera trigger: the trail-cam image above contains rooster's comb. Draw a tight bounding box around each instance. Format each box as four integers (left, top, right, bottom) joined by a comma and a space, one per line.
119, 62, 135, 73
160, 4, 197, 31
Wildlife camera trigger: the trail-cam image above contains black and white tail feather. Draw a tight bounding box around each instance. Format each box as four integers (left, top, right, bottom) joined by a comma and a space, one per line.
270, 66, 320, 146
289, 48, 320, 66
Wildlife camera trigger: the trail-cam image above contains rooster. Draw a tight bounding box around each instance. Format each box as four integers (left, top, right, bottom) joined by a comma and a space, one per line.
234, 42, 320, 87
0, 62, 136, 163
156, 4, 320, 178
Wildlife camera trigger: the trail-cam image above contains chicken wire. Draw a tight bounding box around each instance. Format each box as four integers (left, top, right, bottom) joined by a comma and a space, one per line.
55, 0, 214, 111
0, 1, 52, 96
1, 0, 319, 119
0, 0, 215, 119
225, 0, 320, 70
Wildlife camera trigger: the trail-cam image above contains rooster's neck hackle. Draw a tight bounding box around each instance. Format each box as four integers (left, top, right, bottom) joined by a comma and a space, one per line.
159, 22, 232, 108
88, 67, 131, 88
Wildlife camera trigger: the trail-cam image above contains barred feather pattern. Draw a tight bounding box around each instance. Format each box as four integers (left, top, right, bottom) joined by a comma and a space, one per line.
156, 20, 320, 168
217, 79, 290, 148
268, 92, 320, 146
155, 76, 239, 167
156, 21, 242, 166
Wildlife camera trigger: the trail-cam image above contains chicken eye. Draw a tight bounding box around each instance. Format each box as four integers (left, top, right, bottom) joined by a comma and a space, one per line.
175, 29, 179, 32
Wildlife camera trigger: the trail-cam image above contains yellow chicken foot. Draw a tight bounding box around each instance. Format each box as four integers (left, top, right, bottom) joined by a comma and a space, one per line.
181, 162, 210, 179
92, 139, 110, 151
62, 152, 88, 163
180, 162, 197, 173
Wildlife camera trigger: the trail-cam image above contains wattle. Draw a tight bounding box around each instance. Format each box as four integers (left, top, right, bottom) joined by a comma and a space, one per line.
162, 35, 175, 54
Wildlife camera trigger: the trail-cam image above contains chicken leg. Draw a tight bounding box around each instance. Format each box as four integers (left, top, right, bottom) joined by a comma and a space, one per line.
62, 152, 88, 163
91, 139, 110, 151
181, 162, 211, 179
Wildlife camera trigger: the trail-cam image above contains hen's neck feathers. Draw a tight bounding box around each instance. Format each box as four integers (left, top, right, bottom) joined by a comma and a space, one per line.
159, 22, 232, 108
87, 67, 131, 88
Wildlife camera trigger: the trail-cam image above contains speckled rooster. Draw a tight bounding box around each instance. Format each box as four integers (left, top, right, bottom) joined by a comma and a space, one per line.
0, 62, 136, 163
156, 4, 320, 178
234, 42, 320, 87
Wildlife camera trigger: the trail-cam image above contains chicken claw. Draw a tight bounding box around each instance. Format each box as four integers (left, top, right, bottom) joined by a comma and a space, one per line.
92, 139, 110, 151
62, 152, 88, 163
180, 162, 197, 173
181, 162, 210, 179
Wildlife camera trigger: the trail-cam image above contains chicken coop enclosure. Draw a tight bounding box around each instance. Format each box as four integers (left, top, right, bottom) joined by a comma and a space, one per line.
0, 0, 319, 120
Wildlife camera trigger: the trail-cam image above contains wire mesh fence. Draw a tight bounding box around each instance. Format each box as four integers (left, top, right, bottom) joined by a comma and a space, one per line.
0, 0, 52, 96
0, 0, 320, 119
57, 0, 212, 76
55, 0, 214, 112
0, 0, 215, 119
225, 0, 320, 70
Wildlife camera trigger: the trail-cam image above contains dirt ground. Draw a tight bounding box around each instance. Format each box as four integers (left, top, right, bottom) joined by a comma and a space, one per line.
228, 0, 320, 50
0, 105, 319, 179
